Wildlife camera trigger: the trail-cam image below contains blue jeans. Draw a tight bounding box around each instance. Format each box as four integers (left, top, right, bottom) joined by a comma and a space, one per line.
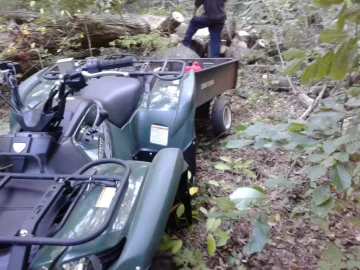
183, 16, 224, 58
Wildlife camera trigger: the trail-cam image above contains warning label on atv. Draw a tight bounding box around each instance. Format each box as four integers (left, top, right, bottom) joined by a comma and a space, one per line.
150, 125, 169, 146
96, 187, 116, 208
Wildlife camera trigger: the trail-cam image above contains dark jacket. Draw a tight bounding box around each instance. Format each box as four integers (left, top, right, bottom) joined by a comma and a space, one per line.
195, 0, 226, 23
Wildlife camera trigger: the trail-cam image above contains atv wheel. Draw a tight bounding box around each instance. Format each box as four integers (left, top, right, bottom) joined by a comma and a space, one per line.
210, 97, 232, 136
150, 253, 178, 270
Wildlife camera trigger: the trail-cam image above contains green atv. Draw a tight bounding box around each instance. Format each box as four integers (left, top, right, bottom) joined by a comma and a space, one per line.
0, 54, 238, 270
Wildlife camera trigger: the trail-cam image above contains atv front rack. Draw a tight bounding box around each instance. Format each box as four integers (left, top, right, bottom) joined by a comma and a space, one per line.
0, 158, 130, 246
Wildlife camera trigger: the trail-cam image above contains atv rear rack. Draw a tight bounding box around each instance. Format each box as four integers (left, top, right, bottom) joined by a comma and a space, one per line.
0, 158, 130, 246
43, 58, 186, 81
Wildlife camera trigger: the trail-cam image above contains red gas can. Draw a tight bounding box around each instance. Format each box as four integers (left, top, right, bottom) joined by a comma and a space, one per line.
184, 62, 202, 72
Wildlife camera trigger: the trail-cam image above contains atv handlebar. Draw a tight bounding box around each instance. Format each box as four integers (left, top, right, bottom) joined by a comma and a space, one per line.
84, 58, 133, 73
81, 70, 130, 79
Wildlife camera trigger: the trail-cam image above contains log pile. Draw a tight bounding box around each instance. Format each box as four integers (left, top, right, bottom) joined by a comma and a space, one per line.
0, 10, 267, 78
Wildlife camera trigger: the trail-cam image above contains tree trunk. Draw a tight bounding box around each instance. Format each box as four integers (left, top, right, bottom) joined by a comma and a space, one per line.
0, 11, 157, 80
0, 11, 153, 52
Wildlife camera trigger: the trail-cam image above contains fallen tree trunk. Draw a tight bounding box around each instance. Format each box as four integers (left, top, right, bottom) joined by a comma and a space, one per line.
0, 11, 166, 79
0, 11, 161, 53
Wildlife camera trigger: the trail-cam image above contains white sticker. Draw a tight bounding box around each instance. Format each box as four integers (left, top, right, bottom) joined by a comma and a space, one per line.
201, 79, 214, 90
95, 187, 116, 208
172, 80, 180, 85
150, 125, 169, 146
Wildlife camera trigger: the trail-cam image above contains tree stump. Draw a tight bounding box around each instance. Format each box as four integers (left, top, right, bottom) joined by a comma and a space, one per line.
158, 12, 185, 34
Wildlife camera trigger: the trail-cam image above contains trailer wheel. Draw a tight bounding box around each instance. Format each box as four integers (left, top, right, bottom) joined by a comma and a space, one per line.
210, 97, 232, 136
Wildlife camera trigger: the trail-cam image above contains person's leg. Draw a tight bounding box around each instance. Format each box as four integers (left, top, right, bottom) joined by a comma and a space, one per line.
209, 23, 224, 58
183, 16, 209, 47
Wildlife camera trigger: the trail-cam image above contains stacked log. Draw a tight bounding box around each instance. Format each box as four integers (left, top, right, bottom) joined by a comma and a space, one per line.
0, 10, 267, 78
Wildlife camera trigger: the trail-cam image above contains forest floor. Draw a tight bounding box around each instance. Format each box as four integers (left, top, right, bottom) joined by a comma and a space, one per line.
174, 64, 360, 269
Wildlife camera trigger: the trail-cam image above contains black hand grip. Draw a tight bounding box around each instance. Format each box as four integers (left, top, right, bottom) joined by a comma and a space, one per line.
85, 58, 133, 73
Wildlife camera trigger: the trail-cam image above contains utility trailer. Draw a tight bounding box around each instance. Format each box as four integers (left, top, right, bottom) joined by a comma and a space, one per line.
145, 57, 239, 136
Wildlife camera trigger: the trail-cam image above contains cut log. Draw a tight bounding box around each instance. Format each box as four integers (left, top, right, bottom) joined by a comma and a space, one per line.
150, 44, 200, 59
231, 36, 249, 49
225, 39, 248, 59
298, 93, 314, 108
141, 14, 167, 31
191, 36, 208, 57
195, 28, 211, 40
220, 45, 229, 57
238, 30, 251, 44
169, 34, 181, 46
308, 85, 330, 98
175, 23, 189, 39
158, 12, 184, 34
175, 17, 235, 44
252, 39, 269, 50
235, 30, 260, 48
269, 77, 291, 92
225, 35, 249, 58
221, 18, 236, 45
175, 22, 210, 41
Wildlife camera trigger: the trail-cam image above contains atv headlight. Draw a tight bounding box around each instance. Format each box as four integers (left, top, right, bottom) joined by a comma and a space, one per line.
60, 257, 95, 270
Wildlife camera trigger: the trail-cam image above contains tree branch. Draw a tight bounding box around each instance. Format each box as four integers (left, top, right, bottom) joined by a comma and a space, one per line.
299, 85, 327, 119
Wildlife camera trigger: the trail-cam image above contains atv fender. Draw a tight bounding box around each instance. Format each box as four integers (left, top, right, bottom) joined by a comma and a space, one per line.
110, 147, 187, 270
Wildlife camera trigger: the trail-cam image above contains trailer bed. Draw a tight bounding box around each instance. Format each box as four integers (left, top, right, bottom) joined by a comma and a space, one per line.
171, 58, 239, 107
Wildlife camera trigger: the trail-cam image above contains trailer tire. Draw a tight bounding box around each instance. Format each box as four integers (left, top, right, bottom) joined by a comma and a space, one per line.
210, 97, 232, 136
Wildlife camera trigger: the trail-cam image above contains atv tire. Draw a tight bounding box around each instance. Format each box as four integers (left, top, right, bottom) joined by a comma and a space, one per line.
150, 253, 178, 270
210, 97, 232, 136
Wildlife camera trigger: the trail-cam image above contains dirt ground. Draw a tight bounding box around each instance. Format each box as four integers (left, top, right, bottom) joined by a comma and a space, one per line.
173, 66, 360, 269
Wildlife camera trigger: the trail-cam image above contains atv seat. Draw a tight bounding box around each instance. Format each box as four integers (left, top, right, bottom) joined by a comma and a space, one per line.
78, 76, 142, 128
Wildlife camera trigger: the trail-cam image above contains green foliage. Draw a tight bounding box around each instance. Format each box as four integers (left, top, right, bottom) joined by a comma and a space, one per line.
318, 241, 360, 269
159, 233, 183, 254
229, 187, 267, 210
113, 31, 170, 52
215, 156, 257, 179
225, 95, 360, 219
173, 248, 207, 270
282, 0, 360, 84
242, 212, 270, 256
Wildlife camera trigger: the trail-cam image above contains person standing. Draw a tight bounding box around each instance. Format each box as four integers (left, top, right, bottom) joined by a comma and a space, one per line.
183, 0, 227, 58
